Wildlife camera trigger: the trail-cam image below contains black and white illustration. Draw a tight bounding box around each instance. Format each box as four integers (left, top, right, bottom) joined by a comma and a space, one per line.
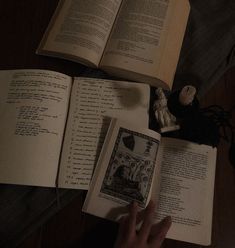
101, 128, 159, 207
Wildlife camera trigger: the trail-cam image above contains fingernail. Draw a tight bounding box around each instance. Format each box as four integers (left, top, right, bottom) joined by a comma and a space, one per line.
130, 201, 138, 211
132, 201, 138, 207
164, 216, 172, 223
162, 216, 172, 227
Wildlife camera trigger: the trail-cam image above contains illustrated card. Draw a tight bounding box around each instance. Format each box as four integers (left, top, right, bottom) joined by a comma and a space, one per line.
100, 127, 159, 207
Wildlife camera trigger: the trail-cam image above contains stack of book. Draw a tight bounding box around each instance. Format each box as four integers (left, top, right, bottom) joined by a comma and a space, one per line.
0, 0, 217, 245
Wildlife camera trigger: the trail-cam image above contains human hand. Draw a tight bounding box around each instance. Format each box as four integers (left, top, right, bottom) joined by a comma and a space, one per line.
114, 201, 172, 248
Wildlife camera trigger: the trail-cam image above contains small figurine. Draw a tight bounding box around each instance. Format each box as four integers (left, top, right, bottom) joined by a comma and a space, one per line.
153, 88, 179, 133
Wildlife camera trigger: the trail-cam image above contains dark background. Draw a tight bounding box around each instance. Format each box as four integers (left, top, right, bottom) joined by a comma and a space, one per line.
0, 1, 235, 247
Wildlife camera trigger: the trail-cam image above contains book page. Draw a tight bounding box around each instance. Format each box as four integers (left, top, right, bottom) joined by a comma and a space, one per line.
38, 0, 122, 67
154, 137, 217, 245
0, 70, 72, 187
58, 77, 150, 190
100, 0, 190, 89
83, 119, 161, 220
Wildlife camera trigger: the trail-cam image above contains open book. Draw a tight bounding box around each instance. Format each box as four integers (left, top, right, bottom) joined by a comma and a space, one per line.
83, 119, 217, 245
37, 0, 190, 90
0, 69, 150, 190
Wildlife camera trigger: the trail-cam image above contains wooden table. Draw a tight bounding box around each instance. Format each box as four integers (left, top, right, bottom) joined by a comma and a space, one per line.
1, 1, 235, 247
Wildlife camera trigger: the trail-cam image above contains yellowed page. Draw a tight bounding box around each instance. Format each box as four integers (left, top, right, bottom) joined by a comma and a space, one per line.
157, 0, 190, 87
100, 0, 190, 89
83, 119, 161, 220
38, 0, 122, 67
58, 78, 150, 190
154, 137, 217, 245
0, 70, 71, 187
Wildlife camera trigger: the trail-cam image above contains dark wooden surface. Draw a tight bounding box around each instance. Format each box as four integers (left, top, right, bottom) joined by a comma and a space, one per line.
1, 1, 235, 247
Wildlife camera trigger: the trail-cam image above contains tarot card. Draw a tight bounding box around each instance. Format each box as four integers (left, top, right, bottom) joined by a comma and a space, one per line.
100, 127, 159, 207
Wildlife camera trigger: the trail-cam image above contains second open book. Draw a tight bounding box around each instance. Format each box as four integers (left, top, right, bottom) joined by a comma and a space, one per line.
37, 0, 190, 90
83, 119, 217, 246
0, 69, 149, 189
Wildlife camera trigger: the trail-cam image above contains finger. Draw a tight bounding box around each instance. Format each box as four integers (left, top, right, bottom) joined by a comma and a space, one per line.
118, 215, 128, 233
149, 216, 172, 245
115, 216, 129, 243
139, 200, 156, 240
150, 216, 172, 235
136, 208, 145, 224
114, 215, 131, 248
126, 201, 138, 235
